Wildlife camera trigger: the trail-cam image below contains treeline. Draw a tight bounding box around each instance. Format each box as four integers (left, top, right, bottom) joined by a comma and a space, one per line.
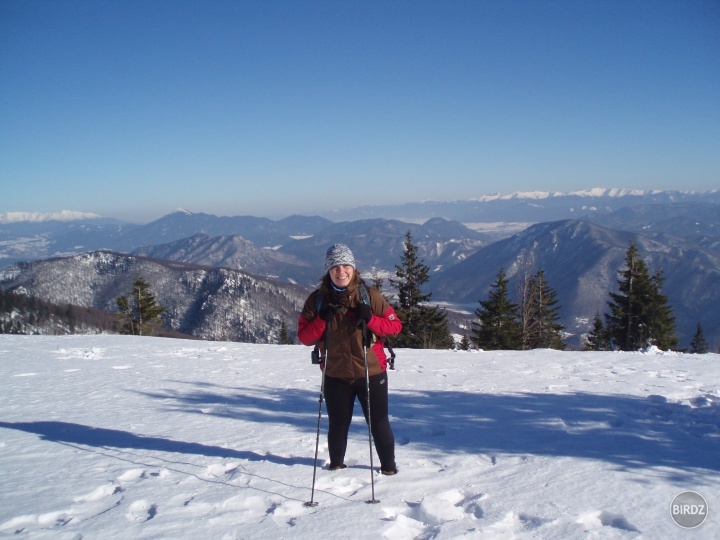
371, 231, 568, 351
467, 266, 565, 351
0, 287, 197, 340
374, 234, 712, 353
0, 288, 119, 335
585, 244, 709, 354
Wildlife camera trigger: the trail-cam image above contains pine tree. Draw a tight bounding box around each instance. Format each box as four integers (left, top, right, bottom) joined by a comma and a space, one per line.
645, 269, 678, 350
391, 230, 454, 349
604, 243, 678, 351
371, 275, 384, 291
65, 305, 76, 333
420, 306, 456, 349
519, 269, 565, 350
605, 243, 649, 350
279, 320, 291, 344
459, 335, 470, 350
690, 323, 709, 354
116, 276, 166, 336
370, 275, 394, 304
471, 269, 522, 350
584, 312, 610, 351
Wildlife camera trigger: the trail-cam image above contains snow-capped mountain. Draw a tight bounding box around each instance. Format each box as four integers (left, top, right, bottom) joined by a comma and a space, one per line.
471, 187, 671, 201
0, 210, 104, 224
322, 188, 720, 222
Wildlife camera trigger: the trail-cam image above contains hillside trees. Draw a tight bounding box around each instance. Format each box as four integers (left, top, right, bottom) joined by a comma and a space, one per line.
116, 276, 166, 336
391, 230, 454, 349
1, 288, 119, 335
471, 269, 522, 350
690, 323, 709, 354
278, 320, 293, 344
518, 268, 565, 350
471, 266, 565, 351
584, 313, 611, 351
590, 243, 678, 351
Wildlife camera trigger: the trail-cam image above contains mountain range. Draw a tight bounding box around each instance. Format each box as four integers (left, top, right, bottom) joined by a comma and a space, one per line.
322, 188, 720, 222
1, 189, 719, 348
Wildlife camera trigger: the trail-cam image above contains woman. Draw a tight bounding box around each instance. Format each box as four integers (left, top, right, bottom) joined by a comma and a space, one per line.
297, 244, 402, 475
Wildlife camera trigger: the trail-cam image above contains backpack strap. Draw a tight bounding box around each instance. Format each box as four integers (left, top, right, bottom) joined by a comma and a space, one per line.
358, 283, 370, 305
315, 291, 325, 313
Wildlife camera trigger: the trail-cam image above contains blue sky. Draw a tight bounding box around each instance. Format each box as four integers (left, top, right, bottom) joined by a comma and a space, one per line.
1, 0, 718, 223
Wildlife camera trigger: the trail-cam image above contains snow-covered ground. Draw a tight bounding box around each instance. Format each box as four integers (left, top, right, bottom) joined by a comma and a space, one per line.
1, 335, 718, 539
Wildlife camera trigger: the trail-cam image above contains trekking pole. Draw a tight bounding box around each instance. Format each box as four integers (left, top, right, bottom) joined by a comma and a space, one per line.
304, 330, 329, 507
360, 320, 380, 504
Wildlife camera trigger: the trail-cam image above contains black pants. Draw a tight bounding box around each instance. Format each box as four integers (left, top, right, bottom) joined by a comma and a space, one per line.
323, 372, 396, 471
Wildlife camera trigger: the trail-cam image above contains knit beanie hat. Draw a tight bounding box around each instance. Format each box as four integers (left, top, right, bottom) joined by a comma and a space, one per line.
324, 244, 355, 272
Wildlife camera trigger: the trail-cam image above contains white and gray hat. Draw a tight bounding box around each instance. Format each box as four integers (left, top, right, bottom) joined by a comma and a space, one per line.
324, 244, 355, 272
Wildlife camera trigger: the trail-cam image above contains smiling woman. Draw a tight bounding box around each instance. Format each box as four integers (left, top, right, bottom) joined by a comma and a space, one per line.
297, 243, 402, 482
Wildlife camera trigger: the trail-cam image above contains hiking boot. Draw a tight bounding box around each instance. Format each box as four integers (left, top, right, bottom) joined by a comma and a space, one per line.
381, 467, 398, 476
328, 463, 347, 471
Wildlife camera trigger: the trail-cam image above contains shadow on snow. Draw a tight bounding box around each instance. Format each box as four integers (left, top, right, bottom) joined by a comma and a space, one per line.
136, 382, 720, 479
391, 389, 720, 479
0, 419, 315, 467
2, 386, 717, 480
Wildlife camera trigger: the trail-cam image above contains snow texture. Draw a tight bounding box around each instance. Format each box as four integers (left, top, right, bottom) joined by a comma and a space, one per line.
1, 335, 718, 539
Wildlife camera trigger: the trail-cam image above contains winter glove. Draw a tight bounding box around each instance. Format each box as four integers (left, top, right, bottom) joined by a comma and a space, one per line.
354, 303, 373, 326
319, 304, 341, 322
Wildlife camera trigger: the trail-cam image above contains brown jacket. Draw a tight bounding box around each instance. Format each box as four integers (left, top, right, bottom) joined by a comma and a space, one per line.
297, 281, 402, 382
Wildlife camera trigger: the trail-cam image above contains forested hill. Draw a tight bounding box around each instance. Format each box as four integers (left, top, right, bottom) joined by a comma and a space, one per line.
0, 252, 308, 343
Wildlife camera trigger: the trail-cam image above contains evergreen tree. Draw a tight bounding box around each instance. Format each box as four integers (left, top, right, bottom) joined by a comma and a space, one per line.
391, 230, 454, 349
459, 335, 470, 351
116, 295, 135, 335
116, 276, 166, 336
370, 274, 394, 304
371, 275, 384, 291
604, 243, 678, 351
471, 269, 522, 350
605, 243, 650, 350
519, 269, 565, 350
65, 305, 76, 333
420, 306, 456, 349
584, 312, 611, 351
279, 320, 291, 345
690, 323, 709, 354
645, 269, 678, 350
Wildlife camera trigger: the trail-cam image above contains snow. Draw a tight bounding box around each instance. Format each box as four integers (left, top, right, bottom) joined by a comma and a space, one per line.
1, 335, 718, 539
467, 187, 714, 203
0, 211, 103, 224
463, 222, 534, 235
